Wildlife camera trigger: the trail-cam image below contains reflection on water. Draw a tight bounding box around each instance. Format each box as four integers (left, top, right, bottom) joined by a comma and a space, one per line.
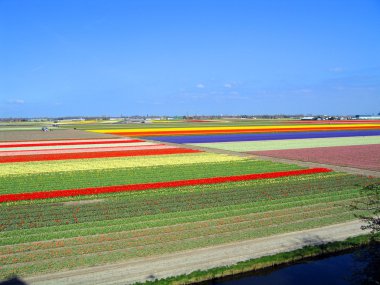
349, 243, 380, 285
203, 243, 380, 285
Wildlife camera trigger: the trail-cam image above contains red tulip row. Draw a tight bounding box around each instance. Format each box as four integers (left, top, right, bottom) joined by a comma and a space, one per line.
0, 168, 331, 202
0, 147, 201, 163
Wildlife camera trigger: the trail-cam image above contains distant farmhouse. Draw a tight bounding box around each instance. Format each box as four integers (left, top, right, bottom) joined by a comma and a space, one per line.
301, 116, 341, 121
301, 116, 319, 121
355, 114, 380, 120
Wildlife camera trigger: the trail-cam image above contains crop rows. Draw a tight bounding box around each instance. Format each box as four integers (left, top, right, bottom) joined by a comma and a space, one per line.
0, 173, 369, 231
189, 136, 380, 152
1, 203, 358, 265
90, 123, 380, 136
0, 153, 242, 176
0, 191, 362, 249
249, 144, 380, 171
0, 159, 302, 195
0, 208, 363, 278
143, 130, 380, 144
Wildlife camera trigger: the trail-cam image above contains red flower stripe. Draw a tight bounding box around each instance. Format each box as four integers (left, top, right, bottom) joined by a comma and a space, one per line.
0, 168, 332, 203
0, 139, 144, 148
108, 126, 380, 136
0, 148, 201, 163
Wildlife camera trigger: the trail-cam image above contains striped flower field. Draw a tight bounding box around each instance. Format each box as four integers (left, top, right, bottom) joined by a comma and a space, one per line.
0, 124, 379, 280
189, 136, 380, 152
90, 122, 380, 136
142, 130, 380, 144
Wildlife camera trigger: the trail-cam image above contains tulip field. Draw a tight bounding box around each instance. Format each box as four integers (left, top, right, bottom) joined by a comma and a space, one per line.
100, 120, 379, 171
0, 120, 379, 280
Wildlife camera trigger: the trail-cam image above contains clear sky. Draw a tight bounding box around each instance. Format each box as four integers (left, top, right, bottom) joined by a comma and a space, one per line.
1, 0, 380, 117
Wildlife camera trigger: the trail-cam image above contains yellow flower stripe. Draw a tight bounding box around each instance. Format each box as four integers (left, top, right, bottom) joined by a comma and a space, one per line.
0, 153, 244, 176
89, 123, 380, 134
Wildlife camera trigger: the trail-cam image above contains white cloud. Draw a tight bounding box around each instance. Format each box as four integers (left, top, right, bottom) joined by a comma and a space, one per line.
224, 83, 233, 88
330, 67, 344, 73
196, 83, 205, 89
7, 99, 25, 105
295, 89, 312, 94
31, 65, 44, 72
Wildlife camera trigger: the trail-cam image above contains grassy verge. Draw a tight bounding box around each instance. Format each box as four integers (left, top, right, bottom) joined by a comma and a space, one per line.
136, 233, 380, 285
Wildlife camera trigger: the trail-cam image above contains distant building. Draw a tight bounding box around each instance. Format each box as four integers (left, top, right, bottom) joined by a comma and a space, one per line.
301, 116, 318, 120
355, 115, 380, 120
122, 118, 146, 124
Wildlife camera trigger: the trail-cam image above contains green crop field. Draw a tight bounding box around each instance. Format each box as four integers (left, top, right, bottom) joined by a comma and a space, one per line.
0, 172, 375, 278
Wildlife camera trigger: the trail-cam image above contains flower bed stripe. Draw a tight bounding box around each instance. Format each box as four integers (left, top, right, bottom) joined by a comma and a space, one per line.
286, 120, 380, 124
0, 139, 143, 148
0, 144, 174, 157
0, 142, 156, 152
92, 123, 380, 133
0, 148, 201, 163
142, 130, 380, 144
0, 168, 331, 202
0, 153, 243, 176
189, 136, 380, 152
104, 126, 380, 136
248, 144, 380, 171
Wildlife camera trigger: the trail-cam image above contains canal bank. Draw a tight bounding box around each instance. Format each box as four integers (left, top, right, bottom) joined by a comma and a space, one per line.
211, 242, 380, 285
139, 233, 379, 285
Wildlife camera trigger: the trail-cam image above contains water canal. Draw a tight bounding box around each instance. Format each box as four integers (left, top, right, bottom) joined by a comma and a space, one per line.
204, 244, 380, 285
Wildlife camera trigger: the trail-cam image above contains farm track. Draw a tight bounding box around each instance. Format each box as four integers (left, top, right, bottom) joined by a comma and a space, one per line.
24, 220, 368, 285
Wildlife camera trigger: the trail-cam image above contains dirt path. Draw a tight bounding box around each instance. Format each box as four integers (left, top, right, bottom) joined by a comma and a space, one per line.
23, 220, 368, 285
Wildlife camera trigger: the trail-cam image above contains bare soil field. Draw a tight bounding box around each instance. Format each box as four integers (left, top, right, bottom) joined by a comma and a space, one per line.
0, 129, 122, 142
248, 144, 380, 172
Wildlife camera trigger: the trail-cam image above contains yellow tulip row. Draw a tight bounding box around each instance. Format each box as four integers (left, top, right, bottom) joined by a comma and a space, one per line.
0, 153, 244, 176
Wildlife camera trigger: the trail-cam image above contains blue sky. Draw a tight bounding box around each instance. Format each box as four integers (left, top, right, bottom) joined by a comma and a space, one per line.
1, 0, 380, 117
